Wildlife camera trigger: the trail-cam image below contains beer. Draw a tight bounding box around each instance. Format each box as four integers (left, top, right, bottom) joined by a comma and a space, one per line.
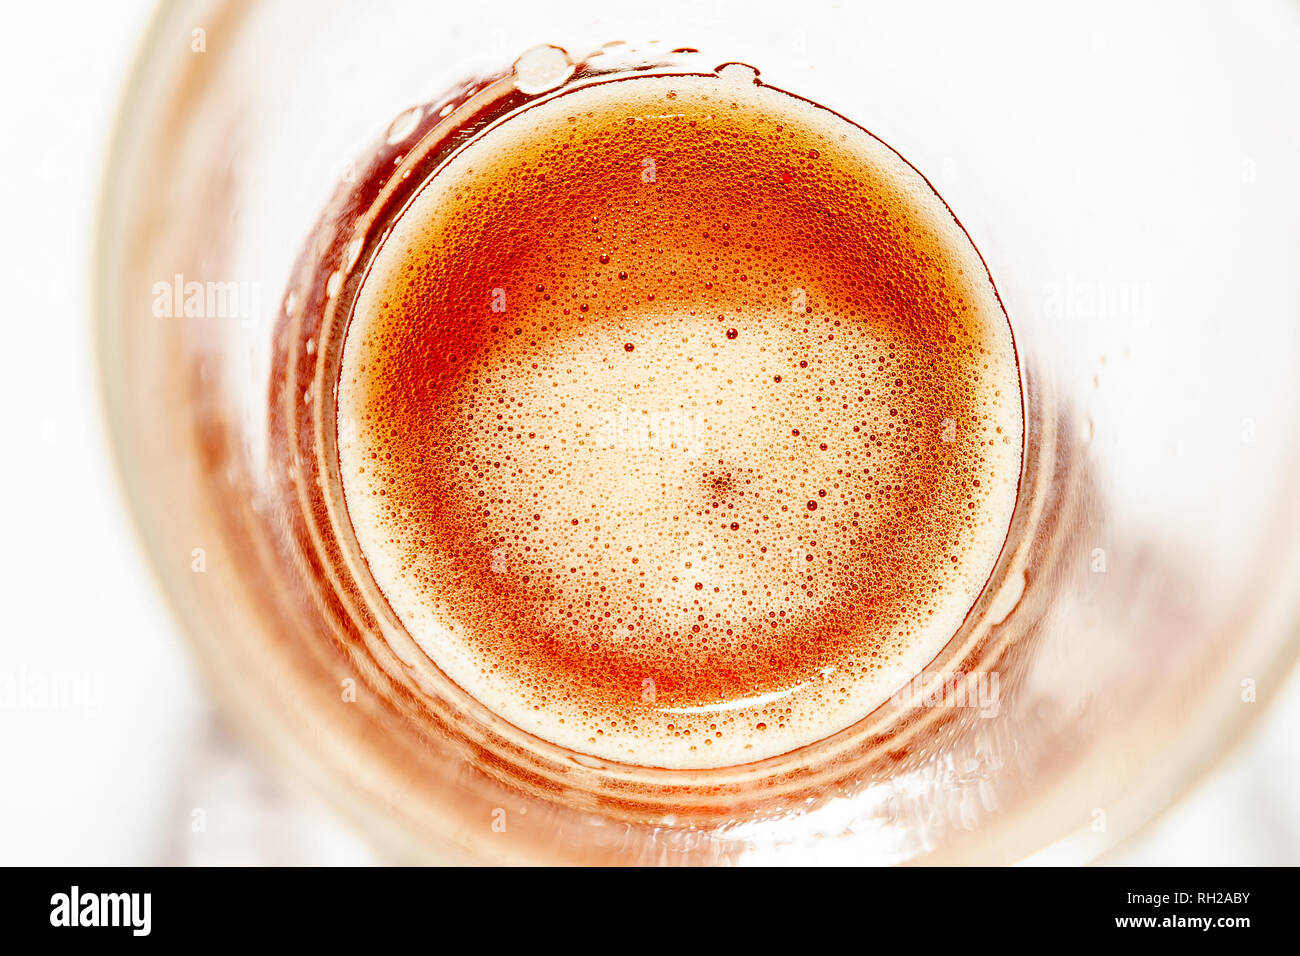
336, 70, 1022, 768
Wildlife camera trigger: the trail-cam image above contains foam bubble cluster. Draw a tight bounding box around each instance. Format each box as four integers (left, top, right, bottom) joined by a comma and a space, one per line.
337, 74, 1022, 768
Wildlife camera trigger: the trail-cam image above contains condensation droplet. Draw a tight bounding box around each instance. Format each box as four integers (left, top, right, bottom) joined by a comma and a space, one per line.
716, 62, 761, 85
344, 235, 365, 271
385, 106, 423, 145
513, 45, 575, 95
985, 570, 1026, 627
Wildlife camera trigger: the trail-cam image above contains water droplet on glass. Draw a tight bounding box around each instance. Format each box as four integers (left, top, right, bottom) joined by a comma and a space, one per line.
513, 45, 575, 95
385, 106, 422, 145
716, 62, 761, 85
986, 570, 1026, 626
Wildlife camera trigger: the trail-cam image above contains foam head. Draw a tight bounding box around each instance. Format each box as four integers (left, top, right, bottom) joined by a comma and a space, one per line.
337, 72, 1023, 768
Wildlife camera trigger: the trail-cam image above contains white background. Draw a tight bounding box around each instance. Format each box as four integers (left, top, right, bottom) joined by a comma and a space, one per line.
0, 0, 1297, 865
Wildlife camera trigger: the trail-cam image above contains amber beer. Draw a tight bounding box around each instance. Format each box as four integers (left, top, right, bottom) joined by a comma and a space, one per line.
336, 70, 1023, 769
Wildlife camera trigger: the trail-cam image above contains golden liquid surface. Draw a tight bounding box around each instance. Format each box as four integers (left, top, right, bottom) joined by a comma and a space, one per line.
337, 72, 1023, 768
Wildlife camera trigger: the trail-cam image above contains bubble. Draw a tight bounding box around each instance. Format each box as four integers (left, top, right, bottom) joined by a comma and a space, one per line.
512, 44, 575, 95
385, 106, 423, 145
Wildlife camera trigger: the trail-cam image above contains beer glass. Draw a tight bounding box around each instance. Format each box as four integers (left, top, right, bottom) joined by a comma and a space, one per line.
96, 0, 1300, 863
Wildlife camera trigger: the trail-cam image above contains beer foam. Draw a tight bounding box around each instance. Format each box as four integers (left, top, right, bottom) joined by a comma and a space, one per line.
337, 73, 1022, 768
